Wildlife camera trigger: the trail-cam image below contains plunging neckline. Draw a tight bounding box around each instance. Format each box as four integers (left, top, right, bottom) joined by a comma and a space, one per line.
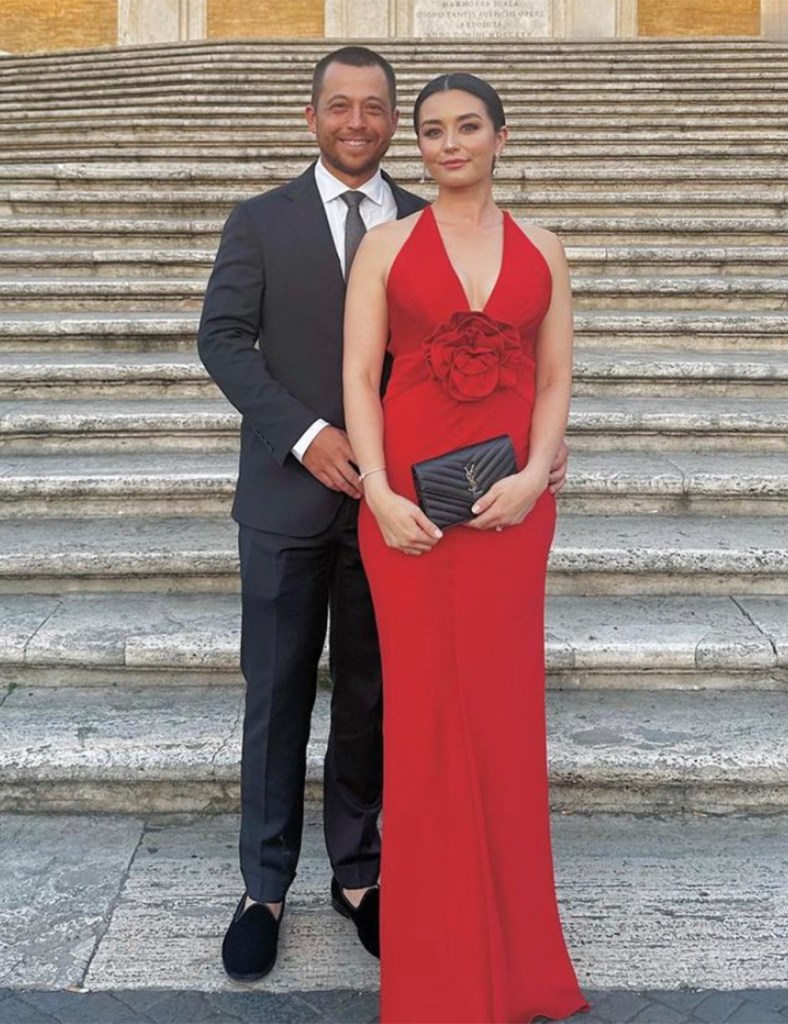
428, 204, 508, 315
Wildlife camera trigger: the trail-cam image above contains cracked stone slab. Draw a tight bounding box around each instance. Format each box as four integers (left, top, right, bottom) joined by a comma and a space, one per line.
1, 591, 778, 686
0, 516, 238, 583
0, 813, 144, 987
545, 595, 775, 671
734, 597, 788, 665
0, 595, 60, 665
23, 592, 243, 670
665, 453, 788, 497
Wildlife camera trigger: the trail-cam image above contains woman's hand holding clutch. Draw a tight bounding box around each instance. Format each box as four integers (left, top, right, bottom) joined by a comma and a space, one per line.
466, 467, 549, 531
364, 476, 443, 556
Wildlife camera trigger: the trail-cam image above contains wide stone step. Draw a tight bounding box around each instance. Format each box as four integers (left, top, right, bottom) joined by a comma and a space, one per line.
0, 311, 199, 351
569, 396, 788, 451
1, 394, 784, 453
2, 273, 786, 312
6, 94, 788, 118
0, 449, 784, 518
0, 246, 215, 278
6, 108, 788, 131
2, 214, 787, 249
3, 160, 787, 192
573, 275, 788, 311
3, 141, 787, 165
5, 60, 787, 89
7, 124, 788, 149
1, 685, 786, 813
5, 63, 787, 92
573, 348, 788, 396
2, 310, 786, 353
1, 448, 785, 518
1, 348, 784, 400
0, 276, 208, 312
2, 186, 784, 221
1, 590, 783, 690
0, 513, 783, 595
2, 244, 785, 280
0, 398, 237, 452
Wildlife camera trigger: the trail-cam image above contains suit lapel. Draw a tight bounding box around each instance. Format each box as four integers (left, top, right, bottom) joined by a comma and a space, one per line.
384, 171, 429, 220
279, 163, 426, 295
281, 163, 345, 299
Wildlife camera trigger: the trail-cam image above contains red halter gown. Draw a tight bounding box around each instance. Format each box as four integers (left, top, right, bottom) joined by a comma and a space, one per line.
358, 205, 589, 1023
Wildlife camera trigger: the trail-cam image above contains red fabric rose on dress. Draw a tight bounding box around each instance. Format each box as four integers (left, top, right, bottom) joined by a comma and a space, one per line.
423, 311, 523, 402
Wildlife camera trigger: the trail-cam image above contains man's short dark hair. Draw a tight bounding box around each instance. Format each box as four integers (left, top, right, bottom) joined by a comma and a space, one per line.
311, 46, 397, 108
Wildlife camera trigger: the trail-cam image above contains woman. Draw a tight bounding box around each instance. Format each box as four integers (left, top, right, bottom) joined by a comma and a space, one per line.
343, 73, 588, 1023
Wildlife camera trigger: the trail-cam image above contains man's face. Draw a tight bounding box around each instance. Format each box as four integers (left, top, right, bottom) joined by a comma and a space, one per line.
305, 61, 399, 186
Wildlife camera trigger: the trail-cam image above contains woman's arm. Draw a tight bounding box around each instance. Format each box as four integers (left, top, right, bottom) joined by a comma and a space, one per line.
468, 228, 573, 530
343, 226, 442, 555
523, 229, 574, 483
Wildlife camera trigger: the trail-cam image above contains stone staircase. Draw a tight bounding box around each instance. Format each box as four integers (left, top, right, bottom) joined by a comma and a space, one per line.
0, 38, 787, 827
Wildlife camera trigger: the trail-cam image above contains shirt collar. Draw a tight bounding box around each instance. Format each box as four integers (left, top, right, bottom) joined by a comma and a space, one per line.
314, 158, 387, 207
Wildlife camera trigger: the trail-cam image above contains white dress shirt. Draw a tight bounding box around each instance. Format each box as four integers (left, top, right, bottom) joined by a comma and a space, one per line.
291, 159, 398, 463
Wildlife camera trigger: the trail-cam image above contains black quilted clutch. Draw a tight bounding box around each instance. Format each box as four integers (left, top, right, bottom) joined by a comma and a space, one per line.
411, 434, 517, 529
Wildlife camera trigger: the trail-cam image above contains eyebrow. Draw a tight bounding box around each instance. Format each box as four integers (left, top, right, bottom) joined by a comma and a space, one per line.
324, 93, 387, 104
419, 112, 484, 127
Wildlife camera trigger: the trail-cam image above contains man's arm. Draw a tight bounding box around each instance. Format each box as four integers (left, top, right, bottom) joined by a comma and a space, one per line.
197, 201, 319, 466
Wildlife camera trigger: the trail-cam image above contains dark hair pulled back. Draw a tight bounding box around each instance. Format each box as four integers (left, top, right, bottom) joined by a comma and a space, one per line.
413, 72, 506, 133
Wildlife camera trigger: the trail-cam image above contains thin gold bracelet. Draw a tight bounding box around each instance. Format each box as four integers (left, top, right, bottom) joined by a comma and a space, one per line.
359, 466, 386, 482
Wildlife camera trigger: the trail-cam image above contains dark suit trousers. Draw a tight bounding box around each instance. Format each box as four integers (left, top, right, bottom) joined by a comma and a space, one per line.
238, 497, 383, 902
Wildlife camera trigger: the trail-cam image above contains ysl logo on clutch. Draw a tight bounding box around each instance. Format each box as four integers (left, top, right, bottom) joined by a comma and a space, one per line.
464, 462, 482, 497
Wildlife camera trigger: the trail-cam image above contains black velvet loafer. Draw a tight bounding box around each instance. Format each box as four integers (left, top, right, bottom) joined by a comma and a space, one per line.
331, 877, 380, 959
222, 894, 282, 982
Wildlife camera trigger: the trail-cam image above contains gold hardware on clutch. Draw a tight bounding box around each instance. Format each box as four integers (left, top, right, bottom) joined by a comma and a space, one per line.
464, 463, 482, 496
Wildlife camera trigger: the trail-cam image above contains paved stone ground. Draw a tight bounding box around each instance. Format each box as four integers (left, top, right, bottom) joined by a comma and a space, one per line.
2, 987, 788, 1023
3, 811, 787, 1022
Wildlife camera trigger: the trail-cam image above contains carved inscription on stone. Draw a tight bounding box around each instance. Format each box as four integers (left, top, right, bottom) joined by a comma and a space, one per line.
413, 0, 550, 37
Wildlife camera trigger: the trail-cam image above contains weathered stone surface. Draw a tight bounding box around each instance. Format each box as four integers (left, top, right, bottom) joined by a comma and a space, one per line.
0, 813, 144, 987
2, 809, 786, 992
2, 687, 788, 813
0, 514, 784, 594
23, 592, 242, 670
552, 514, 788, 580
0, 595, 59, 666
734, 597, 788, 664
569, 396, 788, 437
545, 594, 775, 671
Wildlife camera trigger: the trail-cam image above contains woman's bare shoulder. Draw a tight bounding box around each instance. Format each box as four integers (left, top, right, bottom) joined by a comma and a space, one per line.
358, 208, 427, 270
367, 208, 424, 247
513, 219, 566, 262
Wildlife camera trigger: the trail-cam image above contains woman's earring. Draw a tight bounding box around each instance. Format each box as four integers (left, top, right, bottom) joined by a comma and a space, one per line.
420, 165, 429, 184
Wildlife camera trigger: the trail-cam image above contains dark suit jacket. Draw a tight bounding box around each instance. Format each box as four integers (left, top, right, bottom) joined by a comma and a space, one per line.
198, 163, 426, 536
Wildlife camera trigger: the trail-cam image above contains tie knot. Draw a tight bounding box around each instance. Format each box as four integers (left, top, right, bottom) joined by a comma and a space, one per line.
340, 190, 365, 209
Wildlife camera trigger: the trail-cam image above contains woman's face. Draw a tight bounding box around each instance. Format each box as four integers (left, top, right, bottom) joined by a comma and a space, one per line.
417, 89, 506, 188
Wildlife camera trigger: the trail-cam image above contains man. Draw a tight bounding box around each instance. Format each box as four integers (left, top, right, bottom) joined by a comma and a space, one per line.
198, 46, 568, 982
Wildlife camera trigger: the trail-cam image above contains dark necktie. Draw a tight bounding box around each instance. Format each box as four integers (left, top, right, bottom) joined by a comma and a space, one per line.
340, 190, 366, 277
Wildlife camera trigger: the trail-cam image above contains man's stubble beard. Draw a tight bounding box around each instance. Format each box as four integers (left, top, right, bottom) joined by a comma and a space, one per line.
320, 142, 392, 183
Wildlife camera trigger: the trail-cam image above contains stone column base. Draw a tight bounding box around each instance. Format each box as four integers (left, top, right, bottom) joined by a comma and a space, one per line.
118, 0, 206, 46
